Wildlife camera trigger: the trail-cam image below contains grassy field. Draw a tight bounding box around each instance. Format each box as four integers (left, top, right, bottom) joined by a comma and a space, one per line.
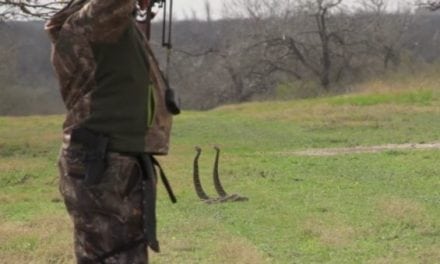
0, 87, 439, 263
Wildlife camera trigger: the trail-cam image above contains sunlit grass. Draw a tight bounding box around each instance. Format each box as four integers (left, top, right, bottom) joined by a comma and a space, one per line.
0, 85, 439, 263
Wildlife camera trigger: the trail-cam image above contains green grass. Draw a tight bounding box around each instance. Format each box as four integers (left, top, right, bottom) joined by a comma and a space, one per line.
329, 90, 434, 106
0, 90, 439, 263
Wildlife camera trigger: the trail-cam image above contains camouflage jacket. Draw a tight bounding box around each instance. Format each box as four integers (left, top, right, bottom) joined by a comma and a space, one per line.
45, 0, 173, 155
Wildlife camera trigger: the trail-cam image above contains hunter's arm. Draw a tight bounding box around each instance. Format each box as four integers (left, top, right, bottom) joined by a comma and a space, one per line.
70, 0, 135, 42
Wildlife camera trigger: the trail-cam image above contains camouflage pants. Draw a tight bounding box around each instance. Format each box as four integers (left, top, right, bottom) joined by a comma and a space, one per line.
58, 147, 157, 264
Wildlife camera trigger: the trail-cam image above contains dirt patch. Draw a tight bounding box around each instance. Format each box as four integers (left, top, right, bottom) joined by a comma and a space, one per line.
215, 240, 267, 264
284, 142, 440, 156
377, 197, 427, 225
374, 196, 437, 243
367, 244, 440, 264
302, 217, 355, 247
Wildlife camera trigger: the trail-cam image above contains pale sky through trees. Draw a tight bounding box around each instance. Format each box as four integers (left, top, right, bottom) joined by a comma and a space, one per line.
0, 0, 417, 20
173, 0, 223, 19
172, 0, 414, 20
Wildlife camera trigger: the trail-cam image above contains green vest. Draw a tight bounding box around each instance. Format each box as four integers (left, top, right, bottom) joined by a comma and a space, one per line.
83, 22, 154, 153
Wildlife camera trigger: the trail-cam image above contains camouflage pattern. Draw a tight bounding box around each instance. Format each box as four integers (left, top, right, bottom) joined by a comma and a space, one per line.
58, 146, 153, 263
45, 0, 173, 155
141, 40, 174, 155
46, 1, 173, 262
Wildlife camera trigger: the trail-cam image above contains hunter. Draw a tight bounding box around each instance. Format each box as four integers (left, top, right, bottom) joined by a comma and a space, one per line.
45, 0, 175, 263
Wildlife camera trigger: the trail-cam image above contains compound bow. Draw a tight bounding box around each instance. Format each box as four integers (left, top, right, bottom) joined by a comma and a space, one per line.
136, 0, 180, 115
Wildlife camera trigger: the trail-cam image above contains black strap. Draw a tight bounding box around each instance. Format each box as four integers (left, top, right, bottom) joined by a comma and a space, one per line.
151, 157, 177, 204
137, 155, 160, 253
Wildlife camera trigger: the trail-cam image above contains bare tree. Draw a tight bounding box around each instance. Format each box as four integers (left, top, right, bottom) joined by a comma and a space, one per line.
356, 0, 413, 71
302, 0, 344, 88
0, 0, 66, 20
0, 24, 16, 82
223, 0, 353, 91
418, 0, 440, 10
0, 24, 19, 113
204, 0, 212, 23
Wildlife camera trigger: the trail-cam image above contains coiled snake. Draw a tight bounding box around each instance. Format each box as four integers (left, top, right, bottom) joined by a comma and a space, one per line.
193, 146, 248, 204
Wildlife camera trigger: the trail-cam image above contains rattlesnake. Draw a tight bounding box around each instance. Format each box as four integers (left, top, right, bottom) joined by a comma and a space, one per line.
193, 146, 248, 204
193, 146, 216, 204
